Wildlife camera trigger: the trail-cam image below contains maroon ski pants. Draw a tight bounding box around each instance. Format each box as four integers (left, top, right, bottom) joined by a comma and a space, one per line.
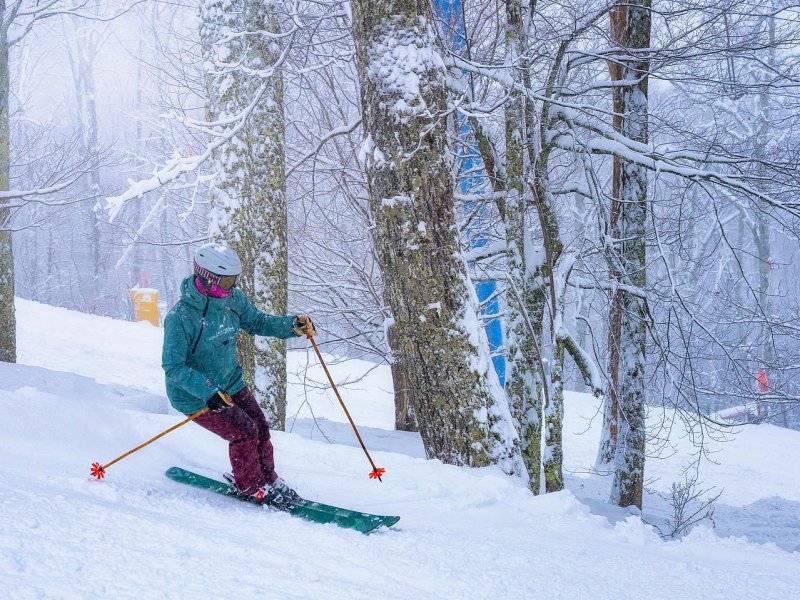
194, 386, 277, 495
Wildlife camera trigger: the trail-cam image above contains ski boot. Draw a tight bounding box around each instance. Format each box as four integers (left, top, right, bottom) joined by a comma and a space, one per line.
223, 473, 302, 509
268, 477, 303, 507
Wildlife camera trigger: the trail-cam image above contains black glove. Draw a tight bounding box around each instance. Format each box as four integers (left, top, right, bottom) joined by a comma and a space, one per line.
293, 315, 317, 338
206, 390, 234, 412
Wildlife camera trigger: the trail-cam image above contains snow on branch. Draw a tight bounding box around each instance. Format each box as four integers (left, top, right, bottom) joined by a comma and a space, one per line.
1, 142, 105, 210
462, 240, 506, 263
286, 118, 362, 178
103, 2, 317, 221
446, 48, 799, 218
569, 278, 649, 300
0, 178, 81, 202
561, 332, 604, 397
559, 133, 800, 217
8, 1, 147, 47
105, 78, 271, 222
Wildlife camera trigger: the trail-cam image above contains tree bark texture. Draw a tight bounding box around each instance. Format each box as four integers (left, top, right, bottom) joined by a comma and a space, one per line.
605, 0, 651, 510
503, 0, 543, 491
388, 324, 418, 431
533, 143, 565, 494
529, 37, 569, 494
0, 9, 16, 363
351, 0, 522, 473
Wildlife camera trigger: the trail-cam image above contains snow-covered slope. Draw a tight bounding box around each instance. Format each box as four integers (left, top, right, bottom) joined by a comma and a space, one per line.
2, 299, 799, 599
16, 298, 396, 429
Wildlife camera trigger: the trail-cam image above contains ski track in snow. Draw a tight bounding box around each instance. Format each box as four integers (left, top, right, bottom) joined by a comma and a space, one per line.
1, 298, 798, 599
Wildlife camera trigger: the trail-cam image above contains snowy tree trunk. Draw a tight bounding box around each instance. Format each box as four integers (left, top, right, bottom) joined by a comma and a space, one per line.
351, 0, 522, 473
84, 64, 101, 300
65, 20, 103, 312
527, 39, 570, 494
544, 335, 565, 490
533, 149, 565, 493
502, 0, 574, 492
130, 31, 146, 290
597, 22, 631, 471
0, 9, 15, 363
754, 13, 776, 420
503, 0, 542, 491
605, 0, 651, 510
572, 188, 591, 394
755, 205, 772, 421
388, 324, 418, 431
201, 0, 289, 429
596, 82, 624, 471
392, 358, 417, 431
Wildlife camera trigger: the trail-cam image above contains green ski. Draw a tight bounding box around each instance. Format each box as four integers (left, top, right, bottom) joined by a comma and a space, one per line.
165, 467, 400, 534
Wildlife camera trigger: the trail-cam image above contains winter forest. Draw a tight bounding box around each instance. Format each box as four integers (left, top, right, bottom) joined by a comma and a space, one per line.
1, 0, 800, 596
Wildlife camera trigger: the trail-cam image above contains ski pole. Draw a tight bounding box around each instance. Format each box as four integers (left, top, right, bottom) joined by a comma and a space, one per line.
298, 327, 385, 482
90, 406, 211, 479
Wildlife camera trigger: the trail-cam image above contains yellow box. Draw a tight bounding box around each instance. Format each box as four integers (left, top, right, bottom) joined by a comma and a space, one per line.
129, 288, 160, 326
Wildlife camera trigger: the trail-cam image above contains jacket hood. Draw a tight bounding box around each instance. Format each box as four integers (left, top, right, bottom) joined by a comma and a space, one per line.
178, 276, 205, 310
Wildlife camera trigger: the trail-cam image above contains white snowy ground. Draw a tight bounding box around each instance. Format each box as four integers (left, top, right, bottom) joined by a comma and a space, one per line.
1, 299, 798, 599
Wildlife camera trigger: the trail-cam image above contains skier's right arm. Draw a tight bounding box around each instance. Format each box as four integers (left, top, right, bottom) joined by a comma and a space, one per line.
162, 313, 218, 405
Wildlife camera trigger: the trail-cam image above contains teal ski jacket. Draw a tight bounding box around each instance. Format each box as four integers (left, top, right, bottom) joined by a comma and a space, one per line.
162, 276, 299, 414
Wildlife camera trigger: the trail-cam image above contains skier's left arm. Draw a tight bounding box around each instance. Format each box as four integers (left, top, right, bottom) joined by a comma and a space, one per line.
235, 289, 303, 339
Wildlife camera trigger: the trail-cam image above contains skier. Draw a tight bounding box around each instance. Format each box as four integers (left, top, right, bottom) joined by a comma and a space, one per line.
162, 243, 315, 506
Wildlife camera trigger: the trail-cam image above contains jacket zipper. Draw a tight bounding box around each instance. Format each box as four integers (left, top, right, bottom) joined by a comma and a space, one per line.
191, 297, 210, 355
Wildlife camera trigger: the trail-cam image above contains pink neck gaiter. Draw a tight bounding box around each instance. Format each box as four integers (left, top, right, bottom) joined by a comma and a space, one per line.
194, 276, 232, 299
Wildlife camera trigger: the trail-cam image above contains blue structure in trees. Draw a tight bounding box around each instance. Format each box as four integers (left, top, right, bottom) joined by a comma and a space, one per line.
433, 0, 506, 385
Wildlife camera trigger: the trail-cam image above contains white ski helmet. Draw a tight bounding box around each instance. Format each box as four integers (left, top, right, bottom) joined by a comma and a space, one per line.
194, 243, 242, 289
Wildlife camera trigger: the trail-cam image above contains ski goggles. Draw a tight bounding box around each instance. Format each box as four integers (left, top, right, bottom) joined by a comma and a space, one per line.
218, 275, 238, 290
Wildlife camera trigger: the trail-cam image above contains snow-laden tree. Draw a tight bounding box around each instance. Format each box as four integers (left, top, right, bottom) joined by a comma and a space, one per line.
200, 0, 290, 428
0, 0, 12, 362
438, 0, 800, 502
1, 0, 115, 360
502, 0, 544, 491
461, 1, 607, 493
649, 3, 800, 427
601, 0, 651, 510
62, 6, 111, 314
350, 0, 522, 473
